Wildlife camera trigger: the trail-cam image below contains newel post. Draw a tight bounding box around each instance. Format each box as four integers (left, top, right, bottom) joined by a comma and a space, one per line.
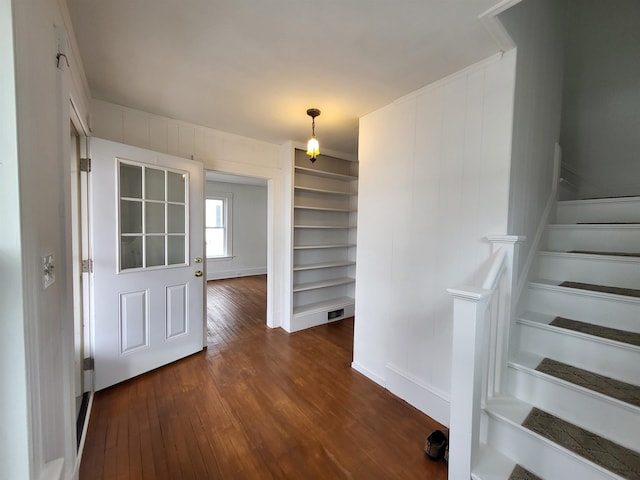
485, 235, 525, 395
446, 286, 490, 480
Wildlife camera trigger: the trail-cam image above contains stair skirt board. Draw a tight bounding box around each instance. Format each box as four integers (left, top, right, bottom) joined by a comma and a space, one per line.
507, 360, 640, 451
522, 408, 640, 480
549, 317, 640, 348
523, 284, 640, 333
515, 315, 640, 385
486, 404, 623, 480
559, 281, 640, 299
509, 465, 543, 480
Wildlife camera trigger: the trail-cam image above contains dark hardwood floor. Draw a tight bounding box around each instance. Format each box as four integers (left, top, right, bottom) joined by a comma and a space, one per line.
80, 275, 448, 479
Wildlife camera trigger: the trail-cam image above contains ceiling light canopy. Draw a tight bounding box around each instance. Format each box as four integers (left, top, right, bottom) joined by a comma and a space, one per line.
306, 108, 321, 163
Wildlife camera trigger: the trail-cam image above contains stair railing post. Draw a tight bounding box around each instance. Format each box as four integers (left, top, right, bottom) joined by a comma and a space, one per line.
485, 235, 525, 396
447, 286, 490, 480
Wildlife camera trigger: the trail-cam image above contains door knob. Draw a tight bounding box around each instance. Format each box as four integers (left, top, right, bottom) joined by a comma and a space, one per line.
194, 270, 203, 277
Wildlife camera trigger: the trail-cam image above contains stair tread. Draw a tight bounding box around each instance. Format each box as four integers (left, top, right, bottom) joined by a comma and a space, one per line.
550, 316, 640, 347
509, 465, 542, 480
472, 444, 517, 480
559, 281, 640, 298
522, 407, 640, 479
535, 358, 640, 408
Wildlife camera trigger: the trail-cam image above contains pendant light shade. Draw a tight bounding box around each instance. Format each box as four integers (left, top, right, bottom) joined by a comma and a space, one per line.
306, 108, 321, 163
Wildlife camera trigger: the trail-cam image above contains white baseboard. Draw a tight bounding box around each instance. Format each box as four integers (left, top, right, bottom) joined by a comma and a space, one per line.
206, 267, 266, 281
351, 361, 386, 387
385, 363, 451, 427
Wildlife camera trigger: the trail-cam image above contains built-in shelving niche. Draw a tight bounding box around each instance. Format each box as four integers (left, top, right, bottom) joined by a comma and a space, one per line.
291, 149, 358, 331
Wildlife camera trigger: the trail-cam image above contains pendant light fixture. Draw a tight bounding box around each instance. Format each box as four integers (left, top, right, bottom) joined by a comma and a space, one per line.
306, 108, 321, 163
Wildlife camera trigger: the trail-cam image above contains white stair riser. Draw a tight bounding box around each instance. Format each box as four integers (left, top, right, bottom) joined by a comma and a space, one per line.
515, 321, 640, 385
486, 413, 623, 480
546, 226, 640, 253
507, 366, 640, 451
523, 286, 640, 333
557, 198, 640, 224
536, 253, 640, 290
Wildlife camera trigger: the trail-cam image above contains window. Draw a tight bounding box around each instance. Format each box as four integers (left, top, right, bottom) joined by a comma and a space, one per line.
118, 161, 188, 271
206, 193, 232, 258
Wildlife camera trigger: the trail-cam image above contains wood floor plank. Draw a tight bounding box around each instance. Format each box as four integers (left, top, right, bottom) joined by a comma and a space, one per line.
81, 275, 448, 479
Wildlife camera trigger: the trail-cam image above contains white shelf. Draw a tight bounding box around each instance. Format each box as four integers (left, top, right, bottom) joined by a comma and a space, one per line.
293, 243, 355, 250
293, 261, 356, 271
293, 297, 355, 317
294, 204, 355, 212
294, 224, 351, 229
294, 185, 354, 196
294, 166, 357, 182
293, 277, 355, 293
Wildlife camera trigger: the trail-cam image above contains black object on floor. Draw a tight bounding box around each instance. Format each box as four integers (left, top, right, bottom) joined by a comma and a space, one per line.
424, 430, 448, 460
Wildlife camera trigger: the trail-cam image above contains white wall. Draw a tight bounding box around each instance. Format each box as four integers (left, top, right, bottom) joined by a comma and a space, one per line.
4, 0, 92, 478
354, 52, 516, 426
90, 100, 287, 329
499, 0, 565, 285
206, 180, 267, 280
560, 0, 640, 199
1, 1, 30, 478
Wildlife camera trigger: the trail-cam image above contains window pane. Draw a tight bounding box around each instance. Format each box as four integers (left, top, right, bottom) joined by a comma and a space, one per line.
167, 172, 185, 202
145, 202, 165, 233
121, 236, 143, 270
206, 199, 224, 227
120, 164, 142, 198
167, 204, 185, 233
145, 168, 165, 201
167, 235, 186, 265
121, 200, 142, 234
146, 236, 165, 267
206, 228, 225, 257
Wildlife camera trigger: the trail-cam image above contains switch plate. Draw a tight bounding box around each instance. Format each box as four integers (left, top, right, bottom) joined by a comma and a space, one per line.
43, 254, 55, 289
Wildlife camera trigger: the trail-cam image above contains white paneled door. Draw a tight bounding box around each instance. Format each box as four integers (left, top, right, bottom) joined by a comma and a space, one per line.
91, 139, 204, 390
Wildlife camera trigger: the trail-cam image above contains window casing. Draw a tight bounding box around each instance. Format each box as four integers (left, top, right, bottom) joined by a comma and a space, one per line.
205, 193, 232, 258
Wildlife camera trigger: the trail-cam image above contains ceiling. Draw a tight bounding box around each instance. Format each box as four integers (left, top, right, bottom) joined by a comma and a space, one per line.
66, 0, 502, 155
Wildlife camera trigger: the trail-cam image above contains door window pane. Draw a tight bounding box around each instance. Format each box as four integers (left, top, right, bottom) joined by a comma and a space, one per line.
167, 236, 186, 265
145, 168, 165, 201
118, 161, 189, 271
167, 204, 185, 234
145, 202, 165, 233
146, 236, 165, 267
167, 172, 185, 202
120, 164, 142, 198
121, 236, 143, 270
121, 200, 142, 234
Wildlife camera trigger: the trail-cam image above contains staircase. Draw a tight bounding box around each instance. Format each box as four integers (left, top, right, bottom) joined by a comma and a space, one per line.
473, 197, 640, 480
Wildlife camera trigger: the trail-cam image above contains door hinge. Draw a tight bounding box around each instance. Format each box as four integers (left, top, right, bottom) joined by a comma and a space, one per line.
83, 357, 94, 371
79, 157, 91, 172
81, 259, 93, 273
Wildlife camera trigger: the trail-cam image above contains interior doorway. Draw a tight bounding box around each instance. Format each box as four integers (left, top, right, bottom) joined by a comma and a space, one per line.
68, 118, 91, 447
204, 171, 269, 342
